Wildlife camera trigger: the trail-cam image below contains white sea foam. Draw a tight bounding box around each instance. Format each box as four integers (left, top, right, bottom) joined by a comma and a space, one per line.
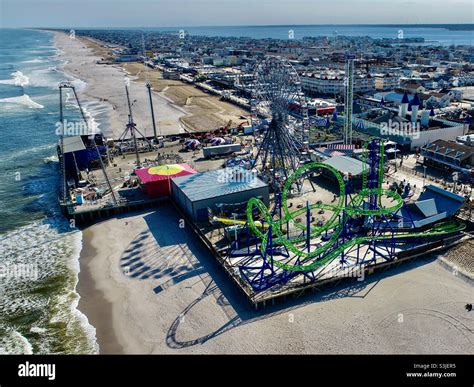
0, 330, 33, 355
30, 326, 47, 334
0, 94, 44, 109
43, 155, 59, 163
0, 220, 98, 354
22, 58, 47, 64
26, 66, 61, 89
80, 99, 113, 135
1, 144, 55, 164
0, 71, 30, 87
70, 78, 87, 91
46, 231, 100, 354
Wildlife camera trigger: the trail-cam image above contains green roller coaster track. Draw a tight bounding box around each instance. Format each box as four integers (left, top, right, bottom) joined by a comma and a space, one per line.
246, 140, 465, 272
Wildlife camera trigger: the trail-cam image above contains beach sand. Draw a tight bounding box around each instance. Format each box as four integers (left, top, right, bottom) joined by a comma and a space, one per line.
78, 206, 474, 354
54, 31, 248, 139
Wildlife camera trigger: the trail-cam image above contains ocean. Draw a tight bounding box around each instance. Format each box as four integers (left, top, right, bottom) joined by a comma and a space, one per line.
0, 29, 99, 354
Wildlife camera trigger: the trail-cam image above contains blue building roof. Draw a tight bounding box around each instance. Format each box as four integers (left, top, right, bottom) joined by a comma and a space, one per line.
420, 184, 465, 209
396, 185, 464, 229
414, 198, 438, 217
384, 92, 416, 105
411, 93, 420, 106
172, 168, 268, 202
401, 91, 409, 104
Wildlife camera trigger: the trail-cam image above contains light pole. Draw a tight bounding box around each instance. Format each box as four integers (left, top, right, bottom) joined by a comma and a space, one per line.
452, 172, 458, 193
233, 213, 238, 250
423, 165, 427, 187
167, 165, 171, 194
146, 81, 158, 144
470, 185, 473, 221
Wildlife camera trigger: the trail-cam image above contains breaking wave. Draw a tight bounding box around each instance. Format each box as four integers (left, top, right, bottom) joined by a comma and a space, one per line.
0, 28, 101, 354
22, 58, 48, 64
0, 94, 44, 109
0, 71, 30, 87
0, 220, 99, 354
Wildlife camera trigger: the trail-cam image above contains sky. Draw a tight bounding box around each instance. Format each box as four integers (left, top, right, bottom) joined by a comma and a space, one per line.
0, 0, 473, 28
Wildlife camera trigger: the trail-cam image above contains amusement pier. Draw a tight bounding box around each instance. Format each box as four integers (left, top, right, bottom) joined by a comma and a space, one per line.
57, 49, 474, 308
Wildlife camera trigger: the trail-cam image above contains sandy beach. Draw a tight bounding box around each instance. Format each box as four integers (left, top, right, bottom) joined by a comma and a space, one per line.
54, 31, 248, 139
78, 206, 474, 354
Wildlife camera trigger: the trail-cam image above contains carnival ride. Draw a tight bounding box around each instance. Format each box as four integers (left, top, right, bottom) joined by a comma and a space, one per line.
250, 57, 310, 190
212, 56, 465, 293
224, 138, 465, 291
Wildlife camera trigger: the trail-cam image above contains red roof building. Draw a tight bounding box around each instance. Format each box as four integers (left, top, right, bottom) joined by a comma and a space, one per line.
135, 163, 197, 197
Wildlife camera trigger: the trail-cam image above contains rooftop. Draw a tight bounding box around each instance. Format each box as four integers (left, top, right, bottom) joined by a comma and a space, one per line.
172, 168, 268, 202
400, 185, 465, 228
135, 163, 197, 184
63, 136, 86, 154
422, 139, 474, 161
323, 155, 368, 177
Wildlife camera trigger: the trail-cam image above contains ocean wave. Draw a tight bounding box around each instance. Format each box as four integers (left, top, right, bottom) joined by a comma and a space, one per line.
0, 94, 44, 109
70, 78, 87, 91
23, 64, 80, 91
0, 330, 33, 355
80, 99, 112, 134
0, 144, 55, 164
27, 49, 57, 56
0, 71, 30, 87
0, 219, 98, 354
26, 66, 61, 89
44, 155, 58, 163
0, 64, 14, 71
22, 58, 48, 64
58, 234, 99, 354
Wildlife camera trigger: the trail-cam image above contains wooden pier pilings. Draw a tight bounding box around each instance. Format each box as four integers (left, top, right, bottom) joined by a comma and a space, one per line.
61, 197, 168, 226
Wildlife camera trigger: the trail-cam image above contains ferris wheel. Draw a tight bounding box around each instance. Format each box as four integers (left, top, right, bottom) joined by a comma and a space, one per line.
250, 57, 309, 190
251, 57, 309, 142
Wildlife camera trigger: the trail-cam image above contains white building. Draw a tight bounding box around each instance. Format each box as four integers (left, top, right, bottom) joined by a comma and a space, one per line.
374, 73, 400, 91
301, 71, 375, 95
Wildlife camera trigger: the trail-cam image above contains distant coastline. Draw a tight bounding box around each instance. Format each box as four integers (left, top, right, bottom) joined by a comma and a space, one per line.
35, 23, 474, 30
42, 24, 473, 46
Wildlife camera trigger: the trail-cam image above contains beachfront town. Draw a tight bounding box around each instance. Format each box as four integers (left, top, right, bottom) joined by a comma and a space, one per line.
73, 28, 474, 135
63, 28, 474, 190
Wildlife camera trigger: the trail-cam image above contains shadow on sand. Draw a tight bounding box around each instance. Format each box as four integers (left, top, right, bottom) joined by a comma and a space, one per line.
116, 206, 445, 350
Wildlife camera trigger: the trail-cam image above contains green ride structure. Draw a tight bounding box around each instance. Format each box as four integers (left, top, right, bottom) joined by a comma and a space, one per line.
234, 139, 465, 291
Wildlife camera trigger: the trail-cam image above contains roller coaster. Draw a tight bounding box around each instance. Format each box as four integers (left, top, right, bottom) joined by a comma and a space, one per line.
229, 139, 465, 291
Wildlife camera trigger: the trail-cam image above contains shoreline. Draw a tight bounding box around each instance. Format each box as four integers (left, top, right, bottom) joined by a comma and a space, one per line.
54, 31, 115, 138
52, 30, 248, 140
53, 30, 186, 139
50, 30, 115, 353
76, 227, 124, 354
51, 30, 125, 353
